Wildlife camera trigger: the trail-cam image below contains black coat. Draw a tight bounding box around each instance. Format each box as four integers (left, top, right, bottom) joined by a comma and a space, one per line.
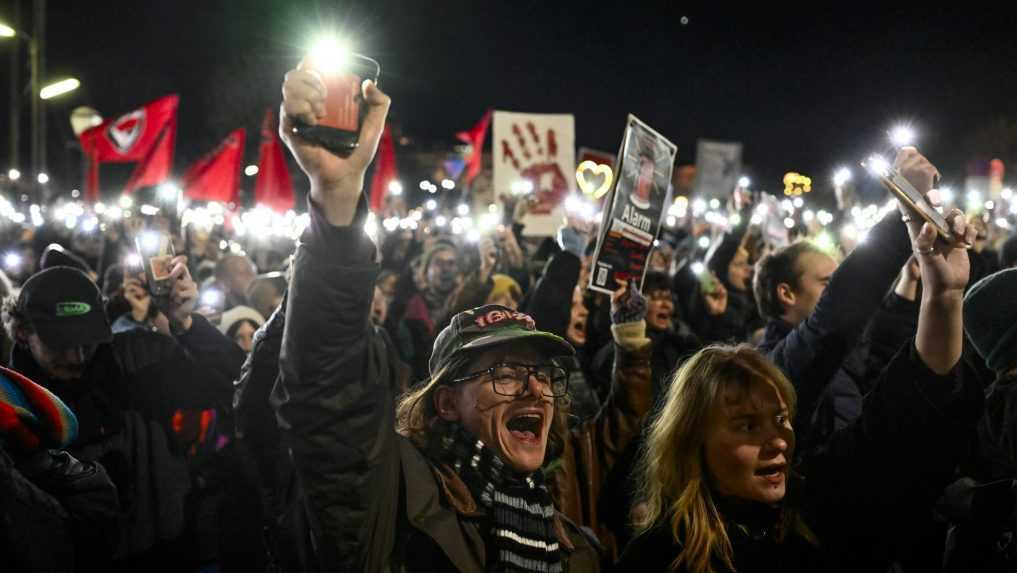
11, 315, 244, 564
808, 292, 919, 449
616, 342, 985, 572
0, 445, 120, 572
758, 212, 912, 440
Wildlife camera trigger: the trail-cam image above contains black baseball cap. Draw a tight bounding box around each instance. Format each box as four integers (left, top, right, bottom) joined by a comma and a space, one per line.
18, 267, 112, 350
429, 304, 574, 378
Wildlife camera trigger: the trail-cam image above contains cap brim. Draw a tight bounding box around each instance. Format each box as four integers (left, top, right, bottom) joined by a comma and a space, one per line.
460, 326, 575, 359
34, 318, 112, 350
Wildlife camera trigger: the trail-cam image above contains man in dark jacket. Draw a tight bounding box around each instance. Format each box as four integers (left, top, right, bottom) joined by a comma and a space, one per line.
808, 257, 921, 448
753, 149, 937, 436
3, 264, 245, 570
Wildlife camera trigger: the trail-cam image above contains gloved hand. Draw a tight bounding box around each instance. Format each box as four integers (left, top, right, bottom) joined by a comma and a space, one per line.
610, 279, 647, 325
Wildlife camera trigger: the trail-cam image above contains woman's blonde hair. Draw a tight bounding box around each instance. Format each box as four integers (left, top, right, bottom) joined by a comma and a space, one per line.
636, 344, 814, 573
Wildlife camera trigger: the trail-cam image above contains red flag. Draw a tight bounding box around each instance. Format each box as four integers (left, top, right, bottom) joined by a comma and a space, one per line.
123, 118, 176, 194
368, 125, 398, 213
254, 110, 295, 213
182, 129, 246, 204
79, 94, 179, 201
455, 109, 491, 186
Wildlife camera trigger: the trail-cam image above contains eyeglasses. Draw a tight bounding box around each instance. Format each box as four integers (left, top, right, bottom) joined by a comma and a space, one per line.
451, 362, 570, 398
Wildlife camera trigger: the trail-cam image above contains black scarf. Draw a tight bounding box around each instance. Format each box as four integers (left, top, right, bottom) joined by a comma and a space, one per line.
436, 424, 563, 573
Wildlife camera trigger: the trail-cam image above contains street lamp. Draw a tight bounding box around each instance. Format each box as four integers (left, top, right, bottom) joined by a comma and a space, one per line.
0, 16, 40, 187
1, 8, 72, 195
39, 77, 79, 100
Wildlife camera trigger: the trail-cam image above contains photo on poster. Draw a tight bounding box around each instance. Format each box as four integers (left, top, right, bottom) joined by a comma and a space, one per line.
589, 115, 678, 295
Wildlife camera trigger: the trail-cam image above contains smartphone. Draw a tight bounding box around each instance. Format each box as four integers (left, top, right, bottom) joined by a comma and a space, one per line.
135, 232, 176, 297
698, 269, 717, 295
294, 52, 381, 154
860, 158, 953, 241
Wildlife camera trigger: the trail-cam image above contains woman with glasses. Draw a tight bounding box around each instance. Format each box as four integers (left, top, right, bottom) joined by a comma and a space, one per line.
273, 67, 653, 572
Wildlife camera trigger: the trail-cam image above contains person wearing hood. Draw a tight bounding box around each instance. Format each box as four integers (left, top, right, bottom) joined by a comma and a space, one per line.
398, 239, 462, 380
688, 216, 758, 344
218, 305, 266, 354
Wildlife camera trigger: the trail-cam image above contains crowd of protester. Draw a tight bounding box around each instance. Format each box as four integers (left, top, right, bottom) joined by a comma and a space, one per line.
3, 66, 1017, 573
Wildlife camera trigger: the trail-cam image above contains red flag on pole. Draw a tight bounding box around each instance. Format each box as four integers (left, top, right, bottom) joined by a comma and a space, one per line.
79, 95, 179, 201
182, 129, 246, 204
254, 110, 295, 212
368, 125, 397, 213
455, 109, 491, 186
124, 118, 176, 194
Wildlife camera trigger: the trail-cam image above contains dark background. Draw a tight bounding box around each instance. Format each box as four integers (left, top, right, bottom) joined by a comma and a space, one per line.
4, 1, 1017, 202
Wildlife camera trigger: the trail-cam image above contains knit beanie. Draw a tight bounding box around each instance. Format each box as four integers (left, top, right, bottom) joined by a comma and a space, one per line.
488, 274, 522, 304
0, 366, 78, 453
964, 268, 1017, 372
218, 305, 266, 336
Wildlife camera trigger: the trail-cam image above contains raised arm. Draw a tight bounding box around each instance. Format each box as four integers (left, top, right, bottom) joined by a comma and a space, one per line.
802, 212, 982, 563
767, 148, 938, 425
273, 67, 399, 571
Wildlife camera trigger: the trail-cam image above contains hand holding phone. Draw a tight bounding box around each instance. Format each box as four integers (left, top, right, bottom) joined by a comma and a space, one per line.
279, 62, 390, 225
135, 232, 176, 298
292, 47, 380, 155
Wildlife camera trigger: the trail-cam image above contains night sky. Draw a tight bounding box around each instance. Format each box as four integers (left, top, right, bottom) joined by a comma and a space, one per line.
5, 1, 1017, 201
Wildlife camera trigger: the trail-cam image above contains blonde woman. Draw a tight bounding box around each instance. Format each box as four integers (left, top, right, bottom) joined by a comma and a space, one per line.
617, 211, 984, 572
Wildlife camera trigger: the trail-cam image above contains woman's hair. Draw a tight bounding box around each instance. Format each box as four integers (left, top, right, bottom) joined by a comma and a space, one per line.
636, 344, 812, 573
395, 350, 568, 464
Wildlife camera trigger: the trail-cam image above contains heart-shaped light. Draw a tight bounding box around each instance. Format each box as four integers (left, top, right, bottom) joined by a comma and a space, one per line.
576, 161, 613, 199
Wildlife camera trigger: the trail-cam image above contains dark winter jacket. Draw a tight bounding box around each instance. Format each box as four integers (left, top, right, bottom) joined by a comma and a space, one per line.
274, 199, 655, 572
10, 315, 244, 562
807, 291, 919, 449
0, 445, 120, 572
758, 212, 911, 439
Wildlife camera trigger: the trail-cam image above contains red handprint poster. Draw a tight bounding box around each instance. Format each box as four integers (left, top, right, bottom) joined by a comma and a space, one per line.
589, 115, 678, 296
492, 111, 575, 236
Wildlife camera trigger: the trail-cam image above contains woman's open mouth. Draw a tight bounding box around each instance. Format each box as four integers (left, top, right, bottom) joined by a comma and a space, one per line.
755, 463, 786, 485
505, 412, 544, 444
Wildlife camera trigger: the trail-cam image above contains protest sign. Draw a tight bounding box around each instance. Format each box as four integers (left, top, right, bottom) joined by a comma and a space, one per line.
589, 115, 678, 295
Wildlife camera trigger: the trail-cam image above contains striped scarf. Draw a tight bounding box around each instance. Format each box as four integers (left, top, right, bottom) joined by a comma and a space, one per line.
0, 366, 78, 453
439, 424, 563, 573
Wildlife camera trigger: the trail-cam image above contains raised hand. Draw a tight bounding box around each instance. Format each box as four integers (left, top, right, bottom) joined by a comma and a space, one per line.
163, 255, 198, 332
280, 67, 390, 225
702, 273, 729, 316
611, 279, 648, 325
912, 210, 975, 299
478, 237, 498, 284
123, 276, 152, 323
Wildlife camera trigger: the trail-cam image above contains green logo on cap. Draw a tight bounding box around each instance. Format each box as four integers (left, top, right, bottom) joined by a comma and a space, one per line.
55, 302, 91, 317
